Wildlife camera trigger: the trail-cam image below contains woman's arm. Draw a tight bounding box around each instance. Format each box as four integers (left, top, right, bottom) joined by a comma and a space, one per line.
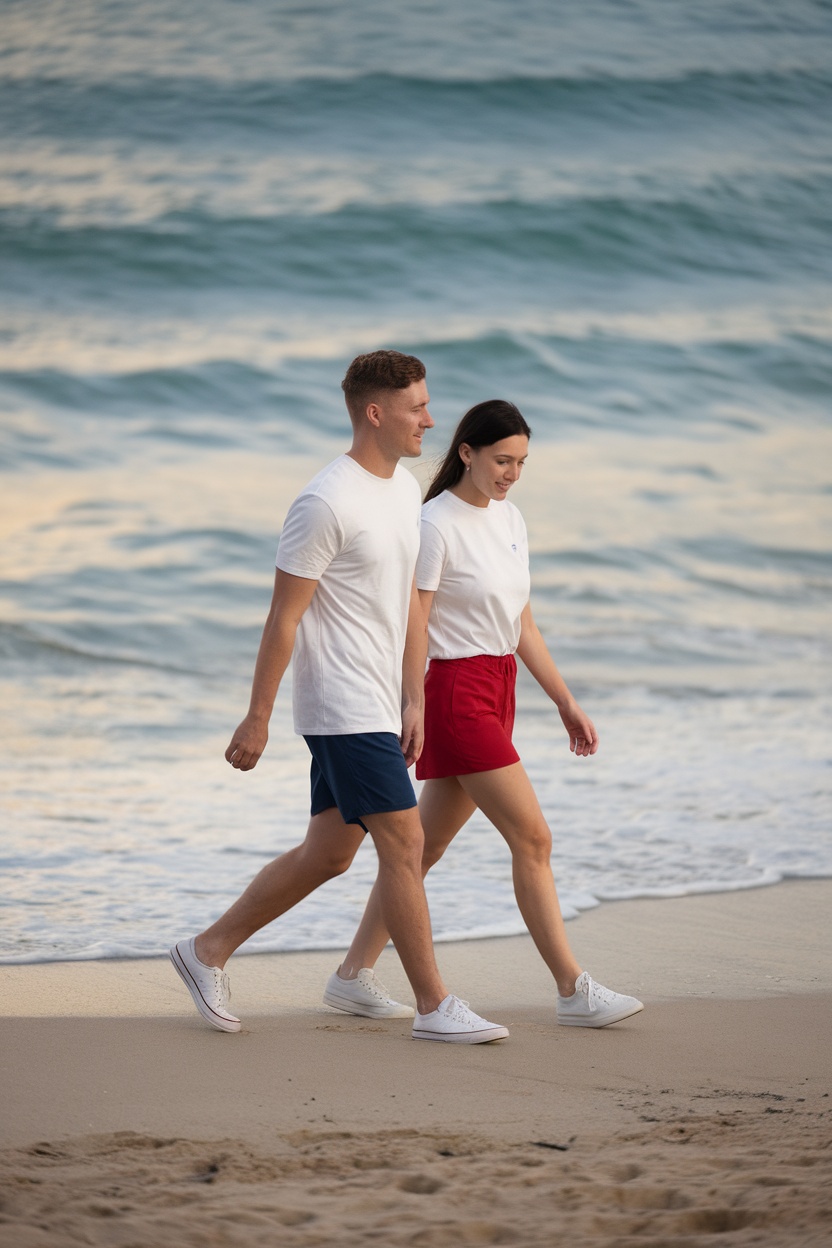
515, 602, 599, 757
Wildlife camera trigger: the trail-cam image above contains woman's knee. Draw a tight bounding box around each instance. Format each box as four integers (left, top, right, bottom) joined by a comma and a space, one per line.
513, 821, 553, 865
421, 840, 448, 873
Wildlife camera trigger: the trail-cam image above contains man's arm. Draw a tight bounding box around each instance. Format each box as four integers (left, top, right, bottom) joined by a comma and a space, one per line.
399, 582, 433, 766
515, 601, 599, 757
225, 569, 318, 771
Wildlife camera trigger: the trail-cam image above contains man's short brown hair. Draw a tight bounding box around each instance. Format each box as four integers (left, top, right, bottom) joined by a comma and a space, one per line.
341, 350, 426, 422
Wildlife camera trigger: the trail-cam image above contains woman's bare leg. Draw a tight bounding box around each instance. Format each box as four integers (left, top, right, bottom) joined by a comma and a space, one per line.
459, 762, 582, 997
338, 777, 476, 977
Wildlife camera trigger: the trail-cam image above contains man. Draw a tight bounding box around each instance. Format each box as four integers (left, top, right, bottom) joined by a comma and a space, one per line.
170, 350, 508, 1044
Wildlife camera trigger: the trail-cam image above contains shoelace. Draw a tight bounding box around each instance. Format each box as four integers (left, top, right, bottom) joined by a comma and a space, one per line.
440, 995, 472, 1021
209, 967, 232, 1004
585, 977, 617, 1010
361, 972, 390, 1000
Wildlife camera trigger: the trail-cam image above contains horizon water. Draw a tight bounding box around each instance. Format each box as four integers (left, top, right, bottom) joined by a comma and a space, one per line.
1, 0, 831, 964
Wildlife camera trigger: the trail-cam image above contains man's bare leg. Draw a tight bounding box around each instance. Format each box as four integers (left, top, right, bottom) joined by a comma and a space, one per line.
195, 808, 366, 969
360, 806, 449, 1016
339, 778, 475, 978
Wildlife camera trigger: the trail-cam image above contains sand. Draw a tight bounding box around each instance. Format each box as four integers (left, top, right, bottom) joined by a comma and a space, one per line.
1, 881, 831, 1246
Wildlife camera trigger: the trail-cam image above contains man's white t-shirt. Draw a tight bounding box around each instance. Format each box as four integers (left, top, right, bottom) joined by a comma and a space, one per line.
416, 490, 531, 660
276, 454, 421, 735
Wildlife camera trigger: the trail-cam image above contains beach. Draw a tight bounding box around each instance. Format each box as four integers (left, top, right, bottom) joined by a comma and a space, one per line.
2, 880, 830, 1246
3, 4, 831, 1242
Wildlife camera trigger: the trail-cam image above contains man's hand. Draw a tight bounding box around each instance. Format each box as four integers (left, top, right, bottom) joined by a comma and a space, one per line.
223, 569, 318, 773
399, 578, 429, 768
225, 714, 269, 771
400, 701, 424, 768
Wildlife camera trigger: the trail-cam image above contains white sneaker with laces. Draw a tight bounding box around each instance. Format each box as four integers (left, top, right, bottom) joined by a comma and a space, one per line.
412, 994, 509, 1044
557, 971, 643, 1028
169, 937, 241, 1033
323, 967, 414, 1019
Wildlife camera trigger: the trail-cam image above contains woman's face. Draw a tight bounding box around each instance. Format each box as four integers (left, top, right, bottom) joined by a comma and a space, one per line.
461, 435, 529, 504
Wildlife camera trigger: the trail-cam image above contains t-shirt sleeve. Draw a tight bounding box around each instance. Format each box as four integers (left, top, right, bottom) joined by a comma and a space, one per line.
276, 493, 343, 580
415, 519, 447, 591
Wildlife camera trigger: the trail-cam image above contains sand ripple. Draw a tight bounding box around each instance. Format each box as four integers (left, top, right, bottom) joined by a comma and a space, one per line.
1, 1099, 830, 1246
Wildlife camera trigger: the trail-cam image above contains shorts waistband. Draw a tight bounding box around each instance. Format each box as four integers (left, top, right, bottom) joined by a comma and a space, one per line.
428, 653, 517, 673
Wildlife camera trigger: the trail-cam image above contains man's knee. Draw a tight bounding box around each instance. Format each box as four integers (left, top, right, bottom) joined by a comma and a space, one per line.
318, 850, 354, 880
364, 807, 424, 865
303, 810, 362, 880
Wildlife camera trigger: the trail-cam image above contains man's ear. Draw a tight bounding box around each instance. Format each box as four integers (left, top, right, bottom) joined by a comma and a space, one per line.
365, 402, 382, 429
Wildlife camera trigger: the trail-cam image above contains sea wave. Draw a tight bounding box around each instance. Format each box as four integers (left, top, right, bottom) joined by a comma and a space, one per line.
2, 309, 831, 386
2, 192, 820, 288
2, 0, 830, 965
3, 145, 829, 228
3, 870, 831, 965
3, 0, 830, 88
4, 68, 832, 137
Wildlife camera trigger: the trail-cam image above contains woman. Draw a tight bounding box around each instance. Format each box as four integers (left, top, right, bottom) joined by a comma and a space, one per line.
324, 400, 643, 1028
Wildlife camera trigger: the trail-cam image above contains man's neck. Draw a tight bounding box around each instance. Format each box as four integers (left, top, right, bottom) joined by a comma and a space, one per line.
346, 442, 398, 479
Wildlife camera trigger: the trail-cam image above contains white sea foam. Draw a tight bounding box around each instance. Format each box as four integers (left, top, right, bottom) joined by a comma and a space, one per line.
3, 303, 832, 378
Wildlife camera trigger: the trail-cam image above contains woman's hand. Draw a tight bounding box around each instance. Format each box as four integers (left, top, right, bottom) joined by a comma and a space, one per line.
559, 701, 599, 757
516, 604, 599, 757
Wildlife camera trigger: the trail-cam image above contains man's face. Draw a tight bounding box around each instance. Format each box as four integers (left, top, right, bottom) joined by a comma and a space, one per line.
375, 379, 434, 459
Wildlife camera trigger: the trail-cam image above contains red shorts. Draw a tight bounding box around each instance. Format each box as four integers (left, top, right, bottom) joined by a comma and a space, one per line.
416, 654, 520, 780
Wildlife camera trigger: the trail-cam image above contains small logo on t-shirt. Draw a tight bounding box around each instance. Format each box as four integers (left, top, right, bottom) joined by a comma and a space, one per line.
511, 543, 517, 552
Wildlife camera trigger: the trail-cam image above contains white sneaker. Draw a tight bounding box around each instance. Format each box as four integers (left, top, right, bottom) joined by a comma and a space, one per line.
412, 994, 509, 1044
557, 972, 643, 1028
323, 967, 414, 1019
169, 937, 241, 1033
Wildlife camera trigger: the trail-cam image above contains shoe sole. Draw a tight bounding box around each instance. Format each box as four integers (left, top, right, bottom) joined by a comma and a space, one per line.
557, 1001, 644, 1028
169, 944, 241, 1033
323, 989, 415, 1019
412, 1026, 510, 1044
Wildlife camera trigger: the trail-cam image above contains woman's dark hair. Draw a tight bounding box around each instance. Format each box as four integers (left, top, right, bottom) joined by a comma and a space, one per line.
425, 400, 531, 502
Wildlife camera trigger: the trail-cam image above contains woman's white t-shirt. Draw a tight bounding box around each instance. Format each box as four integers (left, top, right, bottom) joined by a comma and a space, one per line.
416, 490, 531, 660
276, 455, 421, 735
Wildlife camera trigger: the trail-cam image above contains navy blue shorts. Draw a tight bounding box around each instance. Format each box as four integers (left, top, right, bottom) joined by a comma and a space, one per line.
304, 732, 417, 831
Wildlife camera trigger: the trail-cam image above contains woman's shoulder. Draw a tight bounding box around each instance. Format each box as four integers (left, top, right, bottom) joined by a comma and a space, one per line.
420, 491, 455, 523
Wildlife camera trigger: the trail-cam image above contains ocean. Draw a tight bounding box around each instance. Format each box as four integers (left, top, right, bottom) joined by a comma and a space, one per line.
1, 0, 830, 964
